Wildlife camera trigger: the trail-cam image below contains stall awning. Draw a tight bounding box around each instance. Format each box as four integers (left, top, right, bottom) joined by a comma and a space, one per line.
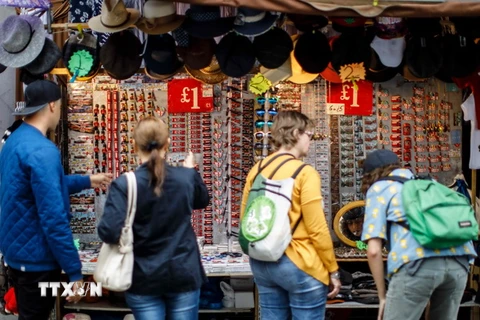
172, 0, 480, 17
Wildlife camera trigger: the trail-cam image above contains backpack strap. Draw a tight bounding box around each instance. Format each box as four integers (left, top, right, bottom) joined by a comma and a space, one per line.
268, 158, 296, 179
377, 176, 410, 184
253, 153, 295, 181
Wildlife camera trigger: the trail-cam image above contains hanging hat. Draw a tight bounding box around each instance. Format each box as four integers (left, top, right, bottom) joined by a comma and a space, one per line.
319, 36, 342, 83
144, 33, 184, 80
294, 31, 331, 74
63, 32, 100, 81
260, 57, 292, 86
370, 17, 406, 68
365, 48, 400, 83
177, 36, 216, 70
406, 18, 442, 37
182, 5, 234, 39
185, 56, 228, 84
216, 32, 256, 78
100, 31, 142, 80
0, 6, 16, 73
331, 31, 370, 72
405, 35, 443, 79
330, 17, 367, 34
288, 13, 328, 32
19, 68, 44, 85
440, 33, 477, 79
0, 15, 45, 68
253, 27, 292, 69
24, 38, 62, 76
401, 63, 427, 82
88, 0, 140, 33
288, 35, 318, 84
233, 8, 278, 37
135, 0, 184, 35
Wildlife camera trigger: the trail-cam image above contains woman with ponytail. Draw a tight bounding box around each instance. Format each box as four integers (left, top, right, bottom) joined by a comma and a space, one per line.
98, 117, 210, 320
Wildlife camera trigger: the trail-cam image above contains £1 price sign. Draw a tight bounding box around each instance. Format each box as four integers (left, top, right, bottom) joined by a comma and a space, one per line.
329, 80, 373, 116
168, 79, 214, 113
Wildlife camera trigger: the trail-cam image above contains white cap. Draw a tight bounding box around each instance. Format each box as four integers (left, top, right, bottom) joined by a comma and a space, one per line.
370, 36, 406, 68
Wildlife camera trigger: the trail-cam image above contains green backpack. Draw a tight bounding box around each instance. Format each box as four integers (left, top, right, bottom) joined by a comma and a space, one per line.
378, 176, 479, 249
239, 154, 307, 262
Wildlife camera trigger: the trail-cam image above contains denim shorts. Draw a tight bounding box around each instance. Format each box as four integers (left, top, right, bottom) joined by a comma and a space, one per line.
250, 254, 329, 320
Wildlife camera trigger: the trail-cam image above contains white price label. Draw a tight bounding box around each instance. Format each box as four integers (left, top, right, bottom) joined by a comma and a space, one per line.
326, 103, 345, 115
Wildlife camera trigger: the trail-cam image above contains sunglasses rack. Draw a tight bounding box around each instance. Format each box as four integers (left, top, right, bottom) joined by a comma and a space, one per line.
302, 80, 333, 225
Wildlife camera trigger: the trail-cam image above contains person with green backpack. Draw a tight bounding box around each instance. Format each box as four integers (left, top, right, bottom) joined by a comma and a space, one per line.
240, 111, 340, 320
360, 149, 478, 320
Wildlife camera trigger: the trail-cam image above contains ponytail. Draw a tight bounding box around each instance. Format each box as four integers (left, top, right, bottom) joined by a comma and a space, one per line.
147, 148, 166, 196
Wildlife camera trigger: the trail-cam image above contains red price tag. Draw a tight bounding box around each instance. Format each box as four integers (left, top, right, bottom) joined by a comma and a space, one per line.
329, 80, 373, 116
168, 79, 214, 113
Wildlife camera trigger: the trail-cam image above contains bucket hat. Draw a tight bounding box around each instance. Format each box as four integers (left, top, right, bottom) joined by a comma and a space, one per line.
216, 32, 256, 78
63, 32, 101, 81
24, 38, 62, 76
136, 0, 184, 35
100, 31, 143, 80
233, 7, 278, 37
288, 35, 318, 84
177, 36, 216, 70
253, 27, 292, 69
294, 31, 331, 74
182, 5, 234, 39
144, 33, 184, 79
0, 15, 45, 68
88, 0, 140, 33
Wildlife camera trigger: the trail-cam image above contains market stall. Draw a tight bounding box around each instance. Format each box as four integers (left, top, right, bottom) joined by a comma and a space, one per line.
1, 1, 480, 319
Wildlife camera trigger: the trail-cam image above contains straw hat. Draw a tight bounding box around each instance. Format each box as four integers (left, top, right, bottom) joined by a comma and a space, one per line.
88, 0, 140, 33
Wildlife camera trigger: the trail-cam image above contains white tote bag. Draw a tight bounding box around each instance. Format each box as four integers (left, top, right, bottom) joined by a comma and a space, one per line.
94, 171, 137, 292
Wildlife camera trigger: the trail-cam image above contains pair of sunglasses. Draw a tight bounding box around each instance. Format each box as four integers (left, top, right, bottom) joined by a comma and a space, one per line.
255, 120, 274, 129
255, 107, 278, 117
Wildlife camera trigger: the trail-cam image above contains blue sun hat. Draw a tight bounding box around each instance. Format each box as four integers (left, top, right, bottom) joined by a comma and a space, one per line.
233, 7, 278, 37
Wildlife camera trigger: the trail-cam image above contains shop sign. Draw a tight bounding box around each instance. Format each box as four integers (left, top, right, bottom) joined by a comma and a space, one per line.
327, 80, 373, 116
168, 79, 214, 113
0, 0, 50, 9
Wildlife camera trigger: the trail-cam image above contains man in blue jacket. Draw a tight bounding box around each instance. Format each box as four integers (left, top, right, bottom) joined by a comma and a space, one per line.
0, 80, 112, 319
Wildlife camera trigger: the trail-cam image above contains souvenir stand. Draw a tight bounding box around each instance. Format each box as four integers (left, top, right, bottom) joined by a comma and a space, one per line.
2, 0, 480, 320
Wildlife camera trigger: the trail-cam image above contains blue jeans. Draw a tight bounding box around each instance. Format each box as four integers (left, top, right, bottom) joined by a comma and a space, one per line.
124, 289, 200, 320
250, 254, 329, 320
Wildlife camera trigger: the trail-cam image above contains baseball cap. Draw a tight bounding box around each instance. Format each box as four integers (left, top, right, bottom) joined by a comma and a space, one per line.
363, 149, 400, 174
13, 80, 61, 116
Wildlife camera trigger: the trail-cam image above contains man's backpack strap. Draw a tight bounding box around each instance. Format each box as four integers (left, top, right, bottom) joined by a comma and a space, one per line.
376, 175, 412, 234
377, 176, 410, 184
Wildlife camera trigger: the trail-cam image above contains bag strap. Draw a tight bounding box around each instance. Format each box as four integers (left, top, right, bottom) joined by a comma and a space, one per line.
291, 164, 309, 235
124, 171, 138, 229
268, 158, 296, 179
253, 153, 295, 181
377, 176, 410, 184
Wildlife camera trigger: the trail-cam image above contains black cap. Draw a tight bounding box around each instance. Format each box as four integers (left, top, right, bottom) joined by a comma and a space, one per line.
363, 149, 400, 174
13, 80, 61, 116
253, 27, 293, 69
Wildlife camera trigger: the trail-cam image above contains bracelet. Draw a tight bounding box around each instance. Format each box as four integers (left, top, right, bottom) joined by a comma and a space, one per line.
330, 271, 341, 280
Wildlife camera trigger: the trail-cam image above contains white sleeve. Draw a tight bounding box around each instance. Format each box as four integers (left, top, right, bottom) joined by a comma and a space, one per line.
461, 94, 475, 122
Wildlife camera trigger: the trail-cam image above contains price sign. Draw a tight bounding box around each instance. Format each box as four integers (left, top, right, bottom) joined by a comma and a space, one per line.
168, 79, 214, 113
329, 80, 373, 116
326, 103, 345, 115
